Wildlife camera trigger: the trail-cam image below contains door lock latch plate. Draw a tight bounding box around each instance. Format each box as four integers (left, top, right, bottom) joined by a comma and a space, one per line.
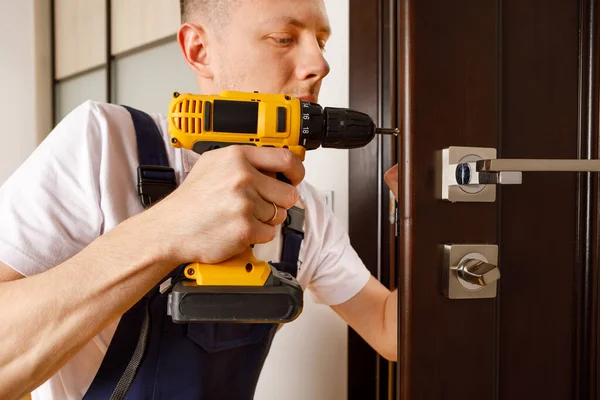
443, 244, 499, 299
436, 146, 497, 202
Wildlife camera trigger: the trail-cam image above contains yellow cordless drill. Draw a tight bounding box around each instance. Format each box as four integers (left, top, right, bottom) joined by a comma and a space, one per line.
166, 90, 397, 324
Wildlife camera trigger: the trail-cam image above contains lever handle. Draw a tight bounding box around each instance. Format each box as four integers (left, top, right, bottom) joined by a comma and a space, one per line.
454, 159, 600, 186
438, 146, 600, 202
476, 159, 600, 172
456, 259, 501, 289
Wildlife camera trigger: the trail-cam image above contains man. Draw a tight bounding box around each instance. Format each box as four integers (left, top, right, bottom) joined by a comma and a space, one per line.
0, 0, 399, 398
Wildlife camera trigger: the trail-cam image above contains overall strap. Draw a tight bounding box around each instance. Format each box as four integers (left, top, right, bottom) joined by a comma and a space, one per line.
123, 105, 177, 208
274, 205, 305, 278
84, 106, 175, 400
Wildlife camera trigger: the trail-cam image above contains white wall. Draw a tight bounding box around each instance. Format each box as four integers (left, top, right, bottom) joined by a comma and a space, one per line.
0, 0, 52, 185
0, 1, 42, 184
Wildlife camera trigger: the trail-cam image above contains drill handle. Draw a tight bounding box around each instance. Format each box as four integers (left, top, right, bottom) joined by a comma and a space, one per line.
184, 247, 272, 286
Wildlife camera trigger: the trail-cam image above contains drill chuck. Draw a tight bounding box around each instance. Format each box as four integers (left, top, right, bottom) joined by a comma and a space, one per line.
322, 107, 377, 149
299, 101, 378, 150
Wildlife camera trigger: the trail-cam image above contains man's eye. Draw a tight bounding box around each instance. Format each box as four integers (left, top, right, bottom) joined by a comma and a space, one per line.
271, 36, 294, 46
318, 40, 327, 51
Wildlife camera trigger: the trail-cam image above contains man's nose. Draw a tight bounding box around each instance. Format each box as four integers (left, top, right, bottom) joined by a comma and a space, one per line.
295, 38, 331, 82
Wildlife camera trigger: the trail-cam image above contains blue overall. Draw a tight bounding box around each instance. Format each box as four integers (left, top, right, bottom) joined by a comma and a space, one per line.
83, 106, 304, 400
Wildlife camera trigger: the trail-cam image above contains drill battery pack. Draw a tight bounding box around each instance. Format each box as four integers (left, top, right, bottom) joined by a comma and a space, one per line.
167, 264, 303, 323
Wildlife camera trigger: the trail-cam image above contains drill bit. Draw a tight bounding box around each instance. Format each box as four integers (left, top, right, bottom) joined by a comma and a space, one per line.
375, 128, 400, 136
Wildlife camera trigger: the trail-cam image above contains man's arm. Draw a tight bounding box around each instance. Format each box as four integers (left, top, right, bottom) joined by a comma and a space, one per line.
331, 164, 400, 362
332, 278, 397, 361
0, 264, 23, 282
0, 220, 183, 400
0, 146, 304, 400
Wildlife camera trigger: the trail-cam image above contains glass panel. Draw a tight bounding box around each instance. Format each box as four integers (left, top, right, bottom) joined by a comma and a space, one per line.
54, 68, 107, 123
113, 40, 196, 115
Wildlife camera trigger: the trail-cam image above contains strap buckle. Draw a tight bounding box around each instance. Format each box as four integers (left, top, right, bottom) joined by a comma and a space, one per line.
137, 165, 177, 209
283, 206, 305, 238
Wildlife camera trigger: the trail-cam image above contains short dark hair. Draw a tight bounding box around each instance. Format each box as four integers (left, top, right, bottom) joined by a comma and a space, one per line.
179, 0, 196, 23
179, 0, 237, 25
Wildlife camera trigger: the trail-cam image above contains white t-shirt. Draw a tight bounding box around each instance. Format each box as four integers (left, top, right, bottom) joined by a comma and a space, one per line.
0, 100, 370, 399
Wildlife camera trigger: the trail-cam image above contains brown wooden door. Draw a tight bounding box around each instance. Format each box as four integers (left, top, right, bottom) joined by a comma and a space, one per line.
348, 0, 600, 399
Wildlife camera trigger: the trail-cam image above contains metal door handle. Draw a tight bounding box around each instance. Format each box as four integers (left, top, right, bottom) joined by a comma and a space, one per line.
477, 158, 600, 172
438, 146, 600, 202
455, 159, 600, 185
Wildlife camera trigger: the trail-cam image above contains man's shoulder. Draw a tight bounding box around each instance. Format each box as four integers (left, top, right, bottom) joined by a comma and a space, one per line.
63, 100, 167, 127
42, 101, 172, 175
55, 101, 170, 151
63, 99, 124, 121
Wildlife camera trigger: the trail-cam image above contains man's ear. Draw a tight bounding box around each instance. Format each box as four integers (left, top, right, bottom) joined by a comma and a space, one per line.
178, 23, 214, 79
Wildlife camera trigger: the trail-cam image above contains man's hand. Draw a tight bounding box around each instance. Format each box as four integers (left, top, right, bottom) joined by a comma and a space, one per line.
145, 146, 305, 265
384, 164, 399, 199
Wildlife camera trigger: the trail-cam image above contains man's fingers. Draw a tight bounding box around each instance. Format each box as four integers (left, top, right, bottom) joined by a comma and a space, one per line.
384, 164, 399, 199
242, 147, 305, 186
250, 219, 278, 244
253, 171, 300, 210
254, 198, 288, 226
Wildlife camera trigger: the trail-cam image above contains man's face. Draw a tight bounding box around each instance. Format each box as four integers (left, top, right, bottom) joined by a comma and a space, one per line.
208, 0, 331, 102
